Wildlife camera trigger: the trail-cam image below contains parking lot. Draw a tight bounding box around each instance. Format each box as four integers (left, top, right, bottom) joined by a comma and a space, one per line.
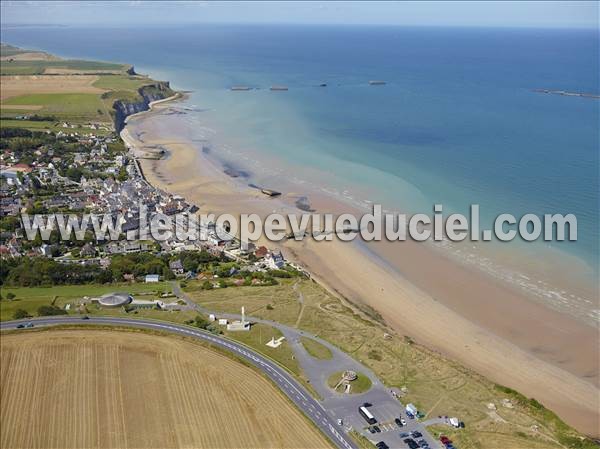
323, 389, 442, 449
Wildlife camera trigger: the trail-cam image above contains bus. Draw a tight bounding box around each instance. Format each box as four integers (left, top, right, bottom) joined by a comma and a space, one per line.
359, 406, 377, 425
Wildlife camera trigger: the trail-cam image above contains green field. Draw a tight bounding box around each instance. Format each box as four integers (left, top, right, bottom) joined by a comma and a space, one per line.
300, 336, 333, 360
0, 118, 112, 135
225, 323, 301, 375
183, 280, 304, 327
1, 46, 173, 128
92, 74, 153, 91
0, 282, 172, 321
3, 93, 111, 121
0, 59, 128, 76
223, 322, 321, 399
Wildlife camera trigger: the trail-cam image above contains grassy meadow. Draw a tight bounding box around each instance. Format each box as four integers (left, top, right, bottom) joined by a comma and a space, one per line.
327, 370, 372, 394
182, 278, 595, 449
300, 336, 333, 360
0, 282, 172, 321
0, 45, 172, 129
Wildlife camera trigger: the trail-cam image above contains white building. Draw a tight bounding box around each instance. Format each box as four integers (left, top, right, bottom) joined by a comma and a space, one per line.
226, 306, 250, 331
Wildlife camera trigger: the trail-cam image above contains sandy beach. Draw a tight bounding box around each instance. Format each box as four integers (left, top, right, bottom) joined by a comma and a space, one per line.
122, 99, 599, 437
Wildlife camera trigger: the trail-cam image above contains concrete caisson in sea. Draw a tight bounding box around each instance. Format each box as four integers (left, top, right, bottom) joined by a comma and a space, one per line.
261, 188, 281, 197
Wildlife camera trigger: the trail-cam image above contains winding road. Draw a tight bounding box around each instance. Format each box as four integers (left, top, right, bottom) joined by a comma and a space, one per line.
0, 316, 357, 449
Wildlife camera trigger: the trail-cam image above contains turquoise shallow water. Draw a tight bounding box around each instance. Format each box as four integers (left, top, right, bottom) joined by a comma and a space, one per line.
4, 24, 599, 318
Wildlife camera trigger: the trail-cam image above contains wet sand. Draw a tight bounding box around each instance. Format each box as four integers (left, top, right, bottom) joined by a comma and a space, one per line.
122, 100, 600, 437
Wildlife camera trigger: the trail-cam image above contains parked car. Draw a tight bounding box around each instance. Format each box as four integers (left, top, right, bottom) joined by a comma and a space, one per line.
403, 438, 419, 449
400, 418, 407, 426
25, 322, 34, 328
400, 432, 410, 438
440, 436, 451, 444
418, 439, 428, 447
373, 426, 381, 433
412, 431, 423, 438
395, 418, 403, 426
81, 315, 90, 320
16, 324, 25, 329
369, 427, 376, 434
337, 419, 343, 426
375, 442, 389, 449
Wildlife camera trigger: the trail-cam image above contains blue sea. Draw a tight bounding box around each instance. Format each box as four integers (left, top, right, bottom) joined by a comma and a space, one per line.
3, 24, 599, 318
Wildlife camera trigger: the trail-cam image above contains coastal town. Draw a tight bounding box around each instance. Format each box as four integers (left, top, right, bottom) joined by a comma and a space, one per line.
0, 125, 292, 285
1, 29, 597, 449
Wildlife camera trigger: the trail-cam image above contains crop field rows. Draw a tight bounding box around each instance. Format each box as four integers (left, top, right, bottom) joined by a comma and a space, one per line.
0, 330, 333, 449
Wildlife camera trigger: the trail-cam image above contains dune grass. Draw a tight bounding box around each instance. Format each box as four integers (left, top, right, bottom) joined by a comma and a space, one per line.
183, 278, 595, 449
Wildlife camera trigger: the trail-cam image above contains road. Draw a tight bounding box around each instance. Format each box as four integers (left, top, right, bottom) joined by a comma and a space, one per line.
172, 283, 444, 449
0, 316, 356, 449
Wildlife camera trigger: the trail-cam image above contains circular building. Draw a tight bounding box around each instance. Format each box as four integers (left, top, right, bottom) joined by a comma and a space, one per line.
97, 292, 133, 308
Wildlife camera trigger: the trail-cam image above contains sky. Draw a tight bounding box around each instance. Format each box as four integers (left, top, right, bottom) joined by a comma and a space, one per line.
1, 1, 598, 29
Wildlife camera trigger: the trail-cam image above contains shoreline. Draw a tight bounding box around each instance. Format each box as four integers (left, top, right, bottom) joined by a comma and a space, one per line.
121, 96, 599, 437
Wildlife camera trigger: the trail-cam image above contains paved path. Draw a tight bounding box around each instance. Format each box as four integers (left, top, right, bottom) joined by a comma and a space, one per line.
0, 316, 356, 449
172, 283, 444, 449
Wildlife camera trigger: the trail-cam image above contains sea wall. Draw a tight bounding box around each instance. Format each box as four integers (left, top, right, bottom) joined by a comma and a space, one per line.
112, 81, 174, 132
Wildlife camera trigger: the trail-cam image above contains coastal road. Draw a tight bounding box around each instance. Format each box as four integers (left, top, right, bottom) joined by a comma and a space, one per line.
172, 283, 443, 449
0, 316, 357, 449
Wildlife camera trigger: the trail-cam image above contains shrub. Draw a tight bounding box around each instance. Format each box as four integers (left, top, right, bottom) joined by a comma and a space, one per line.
37, 305, 67, 316
367, 349, 382, 361
6, 292, 15, 300
13, 308, 30, 319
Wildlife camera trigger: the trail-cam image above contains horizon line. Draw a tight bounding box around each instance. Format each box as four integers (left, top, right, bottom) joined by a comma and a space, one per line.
1, 21, 598, 31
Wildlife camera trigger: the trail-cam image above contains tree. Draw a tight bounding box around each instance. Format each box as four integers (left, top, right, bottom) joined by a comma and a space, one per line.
162, 266, 175, 280
66, 166, 83, 182
6, 292, 15, 300
117, 166, 128, 182
37, 305, 67, 316
13, 309, 30, 319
